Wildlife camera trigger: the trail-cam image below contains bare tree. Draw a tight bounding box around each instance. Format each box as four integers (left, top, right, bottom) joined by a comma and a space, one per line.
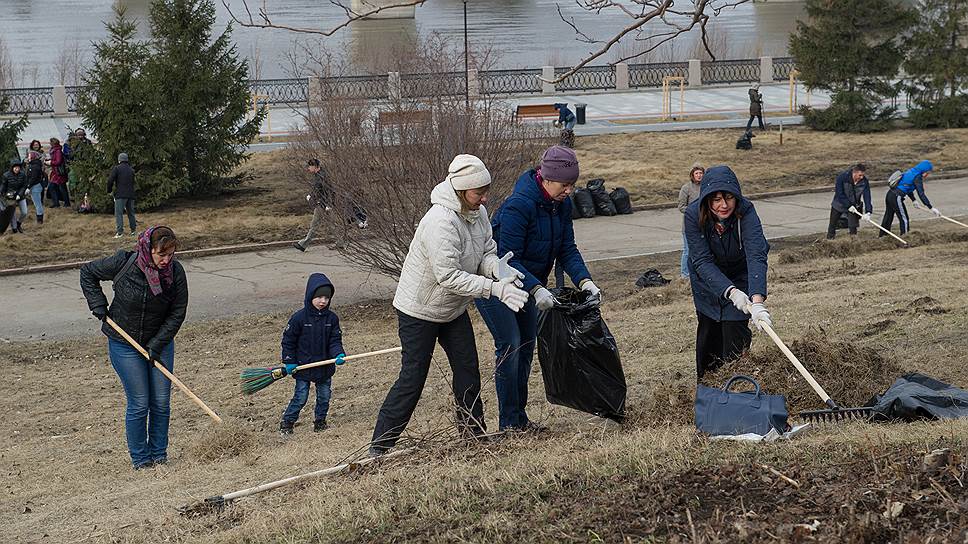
51, 38, 87, 86
0, 37, 13, 89
221, 0, 427, 36
247, 42, 264, 80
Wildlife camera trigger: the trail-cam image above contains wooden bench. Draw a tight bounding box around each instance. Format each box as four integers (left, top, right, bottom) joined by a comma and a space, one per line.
377, 109, 432, 126
514, 104, 558, 121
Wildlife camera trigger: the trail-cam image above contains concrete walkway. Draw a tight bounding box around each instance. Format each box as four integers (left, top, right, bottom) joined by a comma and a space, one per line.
3, 176, 966, 342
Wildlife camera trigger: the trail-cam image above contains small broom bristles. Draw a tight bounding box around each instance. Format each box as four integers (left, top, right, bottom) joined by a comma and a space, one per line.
240, 367, 284, 395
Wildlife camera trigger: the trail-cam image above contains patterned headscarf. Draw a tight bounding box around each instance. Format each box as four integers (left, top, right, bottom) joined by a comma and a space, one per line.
135, 226, 175, 296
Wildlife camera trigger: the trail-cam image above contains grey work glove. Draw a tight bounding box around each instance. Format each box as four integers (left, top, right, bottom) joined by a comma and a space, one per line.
848, 205, 859, 215
491, 277, 528, 312
749, 302, 772, 332
726, 287, 751, 312
534, 286, 555, 311
495, 251, 524, 288
862, 212, 872, 222
931, 207, 942, 217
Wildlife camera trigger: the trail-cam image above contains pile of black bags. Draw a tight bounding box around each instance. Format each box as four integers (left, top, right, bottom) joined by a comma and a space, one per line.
571, 178, 633, 219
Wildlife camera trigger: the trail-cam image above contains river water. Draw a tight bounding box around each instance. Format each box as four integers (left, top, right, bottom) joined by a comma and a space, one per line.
3, 0, 806, 86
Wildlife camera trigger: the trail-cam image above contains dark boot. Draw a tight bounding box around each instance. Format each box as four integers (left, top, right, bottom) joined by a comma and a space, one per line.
313, 419, 328, 432
279, 420, 294, 435
14, 222, 23, 233
36, 214, 43, 224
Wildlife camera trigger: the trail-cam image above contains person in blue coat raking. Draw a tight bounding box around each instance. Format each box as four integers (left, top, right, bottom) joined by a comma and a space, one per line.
880, 160, 939, 236
553, 103, 577, 130
684, 165, 771, 379
279, 273, 346, 434
826, 163, 872, 239
476, 145, 599, 431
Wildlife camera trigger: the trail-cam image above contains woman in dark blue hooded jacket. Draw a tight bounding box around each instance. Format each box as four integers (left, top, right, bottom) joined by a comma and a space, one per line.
279, 273, 345, 434
684, 166, 771, 379
476, 145, 597, 431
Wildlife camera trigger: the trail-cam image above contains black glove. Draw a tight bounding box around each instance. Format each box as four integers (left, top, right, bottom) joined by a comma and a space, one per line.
148, 347, 163, 362
91, 306, 108, 321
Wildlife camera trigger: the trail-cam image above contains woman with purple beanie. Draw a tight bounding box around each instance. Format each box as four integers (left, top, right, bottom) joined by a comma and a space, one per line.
476, 145, 599, 432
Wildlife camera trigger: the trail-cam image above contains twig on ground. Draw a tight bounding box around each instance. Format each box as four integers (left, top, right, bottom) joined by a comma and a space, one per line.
759, 464, 801, 489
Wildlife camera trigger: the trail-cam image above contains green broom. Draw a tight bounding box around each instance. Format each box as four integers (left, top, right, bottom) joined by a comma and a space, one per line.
241, 347, 402, 395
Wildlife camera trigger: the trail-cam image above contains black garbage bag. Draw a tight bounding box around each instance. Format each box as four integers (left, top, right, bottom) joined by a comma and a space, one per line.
537, 288, 626, 422
609, 187, 633, 215
586, 178, 617, 216
570, 194, 581, 220
868, 373, 968, 421
0, 194, 16, 234
635, 268, 671, 288
573, 187, 597, 218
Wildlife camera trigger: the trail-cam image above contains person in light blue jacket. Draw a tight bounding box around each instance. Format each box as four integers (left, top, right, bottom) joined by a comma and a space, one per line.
880, 160, 938, 236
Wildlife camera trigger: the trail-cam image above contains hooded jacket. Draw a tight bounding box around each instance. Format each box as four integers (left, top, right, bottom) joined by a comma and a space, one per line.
749, 88, 763, 115
684, 166, 770, 322
831, 169, 872, 214
895, 160, 933, 208
555, 103, 575, 124
492, 169, 591, 294
1, 165, 28, 199
282, 273, 344, 382
393, 180, 502, 323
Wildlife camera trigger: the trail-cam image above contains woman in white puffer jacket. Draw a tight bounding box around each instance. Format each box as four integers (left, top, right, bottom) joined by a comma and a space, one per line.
370, 154, 528, 456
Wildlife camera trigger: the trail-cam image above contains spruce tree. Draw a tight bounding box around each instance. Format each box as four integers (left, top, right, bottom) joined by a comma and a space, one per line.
0, 99, 27, 163
904, 0, 968, 128
789, 0, 916, 132
143, 0, 264, 195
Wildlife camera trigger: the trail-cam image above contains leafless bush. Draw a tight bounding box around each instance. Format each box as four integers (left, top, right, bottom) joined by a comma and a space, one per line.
247, 42, 264, 80
51, 38, 87, 86
0, 37, 13, 89
288, 36, 554, 279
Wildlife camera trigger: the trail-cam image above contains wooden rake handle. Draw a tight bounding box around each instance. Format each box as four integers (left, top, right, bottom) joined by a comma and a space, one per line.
849, 208, 908, 245
106, 317, 223, 424
746, 306, 837, 409
294, 346, 403, 373
913, 206, 968, 229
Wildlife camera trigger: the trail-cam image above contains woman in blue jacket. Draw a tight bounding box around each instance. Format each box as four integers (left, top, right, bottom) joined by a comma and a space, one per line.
880, 160, 938, 236
684, 166, 771, 379
476, 145, 599, 431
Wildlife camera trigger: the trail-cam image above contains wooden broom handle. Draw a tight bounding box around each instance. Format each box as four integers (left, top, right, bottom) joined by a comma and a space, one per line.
294, 346, 403, 372
106, 317, 223, 424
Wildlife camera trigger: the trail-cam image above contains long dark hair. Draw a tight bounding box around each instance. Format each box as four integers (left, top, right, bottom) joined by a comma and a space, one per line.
698, 191, 742, 228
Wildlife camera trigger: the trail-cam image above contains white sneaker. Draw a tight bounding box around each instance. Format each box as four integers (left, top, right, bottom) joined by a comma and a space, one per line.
114, 233, 123, 239
358, 220, 368, 229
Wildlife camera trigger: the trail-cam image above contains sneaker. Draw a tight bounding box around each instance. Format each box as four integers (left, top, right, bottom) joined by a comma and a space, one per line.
523, 421, 548, 434
130, 231, 137, 236
292, 241, 306, 252
357, 220, 368, 229
279, 421, 295, 435
134, 460, 154, 470
152, 457, 168, 466
313, 419, 328, 432
114, 233, 123, 239
368, 446, 388, 458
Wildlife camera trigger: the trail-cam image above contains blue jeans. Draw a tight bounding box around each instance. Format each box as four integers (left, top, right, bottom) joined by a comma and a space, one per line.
282, 378, 332, 424
108, 338, 174, 467
114, 198, 136, 235
563, 116, 577, 130
475, 296, 538, 430
30, 184, 44, 217
680, 230, 690, 278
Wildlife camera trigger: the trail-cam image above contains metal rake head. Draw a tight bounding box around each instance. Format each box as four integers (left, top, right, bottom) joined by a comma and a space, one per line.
799, 406, 874, 423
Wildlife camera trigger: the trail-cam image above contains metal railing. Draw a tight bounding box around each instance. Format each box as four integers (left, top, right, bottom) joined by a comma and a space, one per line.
629, 61, 690, 88
401, 71, 465, 98
773, 57, 796, 81
555, 65, 615, 92
701, 58, 760, 85
321, 74, 390, 100
65, 86, 85, 112
479, 68, 543, 95
1, 88, 54, 114
249, 78, 309, 105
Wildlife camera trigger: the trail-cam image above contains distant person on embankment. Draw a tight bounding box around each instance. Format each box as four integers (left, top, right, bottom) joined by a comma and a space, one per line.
880, 160, 939, 237
293, 158, 333, 252
107, 153, 137, 238
826, 163, 872, 239
79, 226, 188, 470
554, 103, 576, 130
746, 83, 765, 131
684, 166, 771, 379
678, 163, 704, 278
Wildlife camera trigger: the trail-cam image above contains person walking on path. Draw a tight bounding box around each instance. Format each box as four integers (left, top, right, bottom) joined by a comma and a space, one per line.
108, 153, 137, 238
746, 83, 765, 131
827, 164, 872, 239
370, 154, 529, 456
79, 226, 188, 470
678, 163, 704, 278
46, 137, 70, 208
1, 159, 30, 233
684, 165, 771, 379
278, 273, 346, 435
293, 159, 334, 252
476, 145, 598, 432
880, 160, 938, 237
25, 151, 45, 224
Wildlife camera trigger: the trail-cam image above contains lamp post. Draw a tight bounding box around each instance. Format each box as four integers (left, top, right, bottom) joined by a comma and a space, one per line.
463, 0, 469, 109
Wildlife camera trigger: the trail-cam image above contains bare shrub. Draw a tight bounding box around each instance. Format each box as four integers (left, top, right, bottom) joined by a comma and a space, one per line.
288, 35, 554, 278
51, 38, 87, 86
0, 38, 13, 89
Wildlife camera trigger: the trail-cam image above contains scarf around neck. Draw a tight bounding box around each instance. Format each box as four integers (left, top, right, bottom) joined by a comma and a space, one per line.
136, 226, 174, 296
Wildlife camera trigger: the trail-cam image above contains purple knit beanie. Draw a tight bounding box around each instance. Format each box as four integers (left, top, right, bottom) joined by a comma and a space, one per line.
539, 145, 579, 183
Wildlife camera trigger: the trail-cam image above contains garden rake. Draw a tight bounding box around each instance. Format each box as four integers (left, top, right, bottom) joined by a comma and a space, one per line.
240, 347, 402, 395
848, 208, 908, 245
748, 307, 873, 423
912, 204, 968, 229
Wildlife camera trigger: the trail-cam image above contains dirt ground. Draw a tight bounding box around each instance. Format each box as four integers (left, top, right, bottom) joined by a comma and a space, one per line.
2, 220, 967, 543
4, 126, 968, 269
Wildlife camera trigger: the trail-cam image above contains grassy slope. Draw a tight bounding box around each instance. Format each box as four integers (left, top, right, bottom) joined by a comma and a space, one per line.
2, 225, 968, 543
3, 127, 968, 269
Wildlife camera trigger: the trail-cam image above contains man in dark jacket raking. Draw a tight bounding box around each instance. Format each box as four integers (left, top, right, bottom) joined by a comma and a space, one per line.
827, 164, 873, 239
108, 153, 137, 238
279, 273, 346, 434
1, 158, 30, 233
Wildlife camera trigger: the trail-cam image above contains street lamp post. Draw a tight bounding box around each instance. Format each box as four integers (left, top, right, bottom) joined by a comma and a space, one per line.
463, 0, 469, 109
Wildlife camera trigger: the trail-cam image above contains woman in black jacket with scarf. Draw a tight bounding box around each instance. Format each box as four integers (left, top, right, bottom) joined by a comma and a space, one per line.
80, 226, 188, 469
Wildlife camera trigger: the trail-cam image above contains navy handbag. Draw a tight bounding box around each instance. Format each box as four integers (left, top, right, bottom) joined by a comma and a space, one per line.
695, 375, 790, 436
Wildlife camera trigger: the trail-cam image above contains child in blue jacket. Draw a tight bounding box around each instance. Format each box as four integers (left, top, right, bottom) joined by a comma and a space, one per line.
279, 273, 346, 434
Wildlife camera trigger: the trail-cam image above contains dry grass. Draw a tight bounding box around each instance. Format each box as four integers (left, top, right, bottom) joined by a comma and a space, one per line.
2, 222, 968, 542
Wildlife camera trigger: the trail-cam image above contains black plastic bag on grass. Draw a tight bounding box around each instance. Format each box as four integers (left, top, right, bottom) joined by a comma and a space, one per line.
868, 373, 968, 421
610, 187, 633, 215
586, 178, 617, 216
635, 268, 671, 288
573, 187, 597, 218
537, 288, 626, 422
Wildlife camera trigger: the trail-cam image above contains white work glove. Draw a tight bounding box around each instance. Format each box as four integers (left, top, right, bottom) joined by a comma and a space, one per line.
306, 194, 312, 201
491, 277, 528, 312
848, 205, 858, 215
495, 251, 524, 288
726, 287, 751, 312
581, 280, 600, 298
749, 302, 772, 332
862, 212, 872, 222
931, 207, 942, 217
534, 287, 556, 311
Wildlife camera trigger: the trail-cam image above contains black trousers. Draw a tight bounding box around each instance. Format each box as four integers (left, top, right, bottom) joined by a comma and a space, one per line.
826, 207, 859, 239
696, 313, 752, 379
880, 189, 910, 236
371, 310, 485, 452
746, 113, 765, 130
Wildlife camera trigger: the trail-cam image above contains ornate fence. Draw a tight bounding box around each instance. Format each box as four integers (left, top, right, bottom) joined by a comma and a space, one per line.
479, 68, 542, 95
773, 57, 796, 81
322, 74, 389, 100
249, 78, 309, 104
401, 71, 465, 98
629, 61, 690, 88
1, 88, 54, 114
555, 65, 615, 92
701, 58, 760, 85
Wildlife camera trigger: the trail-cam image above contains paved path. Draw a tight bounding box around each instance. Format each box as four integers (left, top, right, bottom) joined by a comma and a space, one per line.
3, 176, 966, 342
